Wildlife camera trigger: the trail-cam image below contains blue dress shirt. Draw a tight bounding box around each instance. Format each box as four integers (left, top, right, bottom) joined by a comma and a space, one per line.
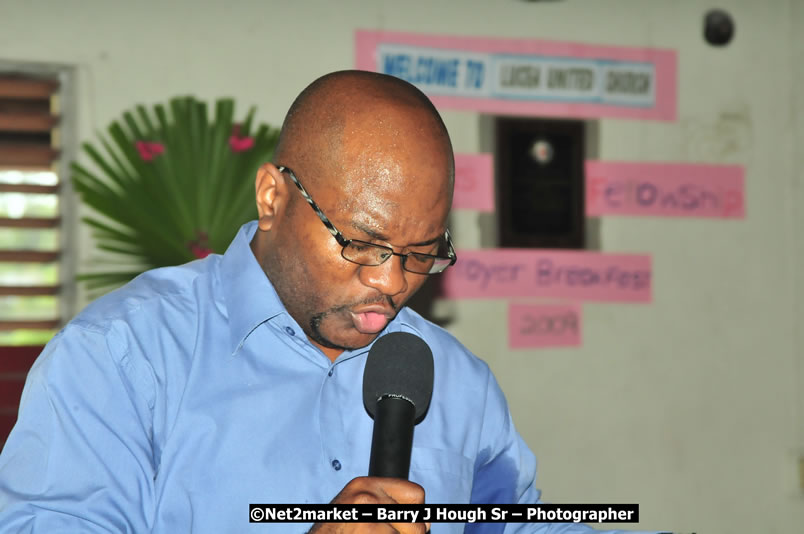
0, 222, 650, 534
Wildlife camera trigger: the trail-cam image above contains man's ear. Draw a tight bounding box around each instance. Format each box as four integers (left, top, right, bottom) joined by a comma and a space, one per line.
255, 163, 288, 232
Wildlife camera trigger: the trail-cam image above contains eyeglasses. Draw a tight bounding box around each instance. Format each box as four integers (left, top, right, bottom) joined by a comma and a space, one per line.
278, 165, 457, 275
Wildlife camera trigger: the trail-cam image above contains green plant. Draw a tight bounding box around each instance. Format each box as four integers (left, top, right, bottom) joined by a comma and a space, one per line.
71, 96, 279, 296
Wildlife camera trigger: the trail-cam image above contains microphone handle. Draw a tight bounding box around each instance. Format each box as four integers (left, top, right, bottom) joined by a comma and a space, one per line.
368, 396, 416, 479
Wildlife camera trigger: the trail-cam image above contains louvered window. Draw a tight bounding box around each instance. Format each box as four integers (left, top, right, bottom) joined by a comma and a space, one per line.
0, 75, 63, 344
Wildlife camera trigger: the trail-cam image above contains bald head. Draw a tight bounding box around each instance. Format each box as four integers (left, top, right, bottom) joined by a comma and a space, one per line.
252, 71, 456, 360
274, 70, 454, 199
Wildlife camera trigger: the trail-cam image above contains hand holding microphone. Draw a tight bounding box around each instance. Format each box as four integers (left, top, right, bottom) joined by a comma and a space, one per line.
310, 477, 428, 534
311, 333, 434, 534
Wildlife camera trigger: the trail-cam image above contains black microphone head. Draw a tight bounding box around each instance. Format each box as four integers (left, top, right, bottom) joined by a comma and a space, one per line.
363, 332, 434, 422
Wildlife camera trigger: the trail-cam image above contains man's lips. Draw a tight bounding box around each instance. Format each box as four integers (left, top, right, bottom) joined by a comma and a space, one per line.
349, 306, 393, 334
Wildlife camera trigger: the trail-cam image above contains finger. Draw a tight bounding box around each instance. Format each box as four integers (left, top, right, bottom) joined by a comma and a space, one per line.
389, 521, 428, 534
373, 478, 425, 505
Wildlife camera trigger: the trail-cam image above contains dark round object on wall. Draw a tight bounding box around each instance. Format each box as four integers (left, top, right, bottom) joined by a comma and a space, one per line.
704, 8, 735, 46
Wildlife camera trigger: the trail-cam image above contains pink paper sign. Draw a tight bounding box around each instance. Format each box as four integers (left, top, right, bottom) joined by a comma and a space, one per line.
453, 153, 494, 212
356, 30, 677, 121
441, 249, 651, 302
586, 161, 745, 218
509, 302, 582, 348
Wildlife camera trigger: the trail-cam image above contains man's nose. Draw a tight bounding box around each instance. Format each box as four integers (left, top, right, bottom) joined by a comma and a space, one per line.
358, 254, 408, 297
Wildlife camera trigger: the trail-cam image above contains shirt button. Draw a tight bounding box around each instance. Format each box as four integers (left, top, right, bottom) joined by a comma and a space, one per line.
331, 459, 342, 471
327, 368, 334, 377
284, 326, 295, 336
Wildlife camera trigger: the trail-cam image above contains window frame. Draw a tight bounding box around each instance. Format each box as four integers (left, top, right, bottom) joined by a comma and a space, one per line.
0, 61, 78, 340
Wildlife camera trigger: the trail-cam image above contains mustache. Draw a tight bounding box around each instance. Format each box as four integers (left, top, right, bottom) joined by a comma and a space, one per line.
307, 294, 398, 351
334, 294, 397, 314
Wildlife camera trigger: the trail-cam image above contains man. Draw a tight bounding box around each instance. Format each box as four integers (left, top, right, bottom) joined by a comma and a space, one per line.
0, 71, 643, 533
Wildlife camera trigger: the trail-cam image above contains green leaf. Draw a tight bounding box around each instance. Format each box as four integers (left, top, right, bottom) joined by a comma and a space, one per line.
72, 96, 279, 293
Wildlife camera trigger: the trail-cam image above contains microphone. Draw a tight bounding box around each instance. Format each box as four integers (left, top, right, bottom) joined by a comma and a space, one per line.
363, 332, 434, 479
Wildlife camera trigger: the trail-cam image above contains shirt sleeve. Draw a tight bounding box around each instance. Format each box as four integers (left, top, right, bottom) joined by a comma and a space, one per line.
467, 370, 657, 534
0, 320, 157, 533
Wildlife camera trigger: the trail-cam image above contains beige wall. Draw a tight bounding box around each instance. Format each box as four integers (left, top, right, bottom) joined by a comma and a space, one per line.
2, 0, 802, 531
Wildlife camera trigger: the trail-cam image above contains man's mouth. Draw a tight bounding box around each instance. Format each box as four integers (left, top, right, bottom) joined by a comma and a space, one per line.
349, 308, 392, 334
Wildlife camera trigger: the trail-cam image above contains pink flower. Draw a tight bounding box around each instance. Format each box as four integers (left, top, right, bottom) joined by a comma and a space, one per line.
228, 123, 254, 152
229, 134, 255, 152
188, 230, 212, 259
190, 245, 212, 259
136, 140, 165, 161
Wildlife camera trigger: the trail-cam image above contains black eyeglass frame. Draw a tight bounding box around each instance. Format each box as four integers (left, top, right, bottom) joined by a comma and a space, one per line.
277, 165, 457, 275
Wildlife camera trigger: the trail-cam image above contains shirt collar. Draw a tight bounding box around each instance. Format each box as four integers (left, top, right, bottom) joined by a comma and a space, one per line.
220, 221, 288, 354
219, 221, 428, 358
